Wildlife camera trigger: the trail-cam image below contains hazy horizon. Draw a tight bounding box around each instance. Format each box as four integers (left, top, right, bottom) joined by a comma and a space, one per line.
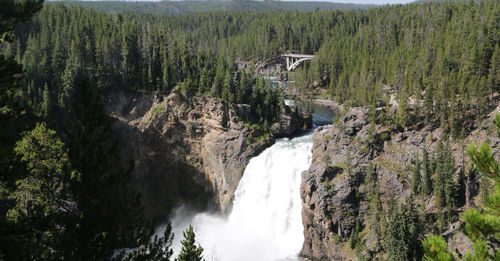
49, 0, 416, 6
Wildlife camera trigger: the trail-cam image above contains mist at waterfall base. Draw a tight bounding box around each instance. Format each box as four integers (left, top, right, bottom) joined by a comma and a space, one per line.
158, 132, 313, 261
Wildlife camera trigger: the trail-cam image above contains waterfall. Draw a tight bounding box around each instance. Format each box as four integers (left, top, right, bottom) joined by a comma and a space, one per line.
168, 131, 313, 261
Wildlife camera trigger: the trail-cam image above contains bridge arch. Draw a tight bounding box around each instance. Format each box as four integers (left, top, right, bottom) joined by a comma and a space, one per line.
281, 53, 315, 71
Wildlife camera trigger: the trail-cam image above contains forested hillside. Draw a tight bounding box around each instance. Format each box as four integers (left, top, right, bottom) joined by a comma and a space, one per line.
8, 4, 300, 129
7, 1, 500, 137
298, 0, 500, 138
53, 0, 373, 15
2, 0, 500, 260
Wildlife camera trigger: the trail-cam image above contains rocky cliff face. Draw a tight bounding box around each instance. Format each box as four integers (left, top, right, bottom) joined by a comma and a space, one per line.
300, 105, 500, 260
105, 91, 311, 220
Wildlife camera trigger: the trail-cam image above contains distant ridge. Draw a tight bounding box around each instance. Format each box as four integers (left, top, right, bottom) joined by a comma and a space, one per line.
412, 0, 465, 3
52, 0, 374, 15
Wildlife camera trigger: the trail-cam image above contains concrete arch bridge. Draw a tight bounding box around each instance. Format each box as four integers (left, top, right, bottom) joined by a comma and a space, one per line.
281, 53, 316, 71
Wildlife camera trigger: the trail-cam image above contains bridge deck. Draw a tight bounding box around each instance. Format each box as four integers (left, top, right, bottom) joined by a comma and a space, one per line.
281, 53, 315, 58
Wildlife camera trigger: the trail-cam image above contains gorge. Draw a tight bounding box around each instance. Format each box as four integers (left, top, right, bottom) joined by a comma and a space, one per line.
168, 131, 313, 261
161, 103, 335, 261
2, 0, 500, 260
107, 89, 312, 220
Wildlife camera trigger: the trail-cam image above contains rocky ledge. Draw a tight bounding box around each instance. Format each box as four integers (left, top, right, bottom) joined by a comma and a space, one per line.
300, 105, 500, 260
106, 91, 311, 220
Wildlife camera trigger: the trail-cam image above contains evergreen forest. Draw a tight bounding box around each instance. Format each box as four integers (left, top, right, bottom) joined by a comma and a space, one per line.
1, 0, 500, 260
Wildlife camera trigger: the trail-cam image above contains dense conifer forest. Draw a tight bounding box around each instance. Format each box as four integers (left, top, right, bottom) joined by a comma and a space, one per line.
1, 0, 499, 260
300, 0, 500, 137
56, 0, 373, 15
5, 0, 499, 135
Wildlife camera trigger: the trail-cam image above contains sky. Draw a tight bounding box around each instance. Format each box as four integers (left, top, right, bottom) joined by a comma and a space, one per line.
68, 0, 416, 5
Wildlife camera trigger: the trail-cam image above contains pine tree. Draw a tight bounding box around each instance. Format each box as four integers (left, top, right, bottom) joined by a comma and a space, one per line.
422, 146, 432, 196
116, 222, 174, 261
41, 83, 51, 117
412, 154, 421, 195
364, 164, 384, 251
430, 151, 437, 174
211, 59, 225, 98
401, 195, 423, 260
489, 44, 500, 99
59, 41, 79, 109
398, 79, 410, 128
444, 143, 457, 219
0, 0, 43, 36
422, 235, 453, 261
385, 194, 404, 261
434, 141, 446, 212
386, 194, 423, 260
0, 1, 45, 258
221, 68, 234, 103
424, 114, 500, 260
349, 219, 361, 250
198, 68, 209, 95
177, 225, 204, 261
0, 0, 44, 178
463, 114, 500, 259
62, 76, 151, 260
7, 122, 74, 259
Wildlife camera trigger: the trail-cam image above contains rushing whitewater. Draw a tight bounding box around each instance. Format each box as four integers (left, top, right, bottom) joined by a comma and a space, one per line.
167, 131, 313, 261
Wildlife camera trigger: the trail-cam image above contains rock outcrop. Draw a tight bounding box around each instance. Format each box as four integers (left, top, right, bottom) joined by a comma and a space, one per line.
106, 91, 311, 220
300, 104, 500, 260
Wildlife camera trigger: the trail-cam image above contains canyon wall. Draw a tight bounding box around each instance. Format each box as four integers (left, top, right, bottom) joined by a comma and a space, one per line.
105, 91, 311, 220
300, 105, 500, 260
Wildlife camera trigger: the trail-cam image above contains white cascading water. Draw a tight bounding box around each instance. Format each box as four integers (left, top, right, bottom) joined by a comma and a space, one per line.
166, 131, 313, 261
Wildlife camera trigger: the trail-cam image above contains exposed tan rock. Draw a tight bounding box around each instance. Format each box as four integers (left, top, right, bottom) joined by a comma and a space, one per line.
106, 90, 311, 220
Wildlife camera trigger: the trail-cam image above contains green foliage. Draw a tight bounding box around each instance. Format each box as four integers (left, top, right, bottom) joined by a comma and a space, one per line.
10, 123, 72, 221
412, 154, 421, 195
434, 140, 458, 222
7, 122, 73, 259
2, 0, 500, 259
298, 0, 500, 134
422, 147, 432, 196
454, 113, 500, 259
0, 1, 47, 259
422, 235, 453, 261
0, 0, 44, 41
385, 194, 423, 261
0, 0, 44, 181
8, 2, 287, 126
177, 225, 204, 261
464, 139, 500, 250
467, 142, 500, 182
333, 234, 342, 244
7, 1, 499, 134
349, 219, 363, 252
423, 114, 500, 261
322, 180, 336, 197
61, 77, 152, 260
365, 164, 384, 250
115, 222, 174, 261
494, 114, 500, 136
58, 0, 372, 16
1, 75, 155, 259
153, 102, 165, 117
464, 239, 489, 261
41, 83, 51, 117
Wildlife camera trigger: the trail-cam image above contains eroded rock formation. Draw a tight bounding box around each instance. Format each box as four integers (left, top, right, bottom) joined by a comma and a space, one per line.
106, 91, 311, 220
301, 105, 500, 260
